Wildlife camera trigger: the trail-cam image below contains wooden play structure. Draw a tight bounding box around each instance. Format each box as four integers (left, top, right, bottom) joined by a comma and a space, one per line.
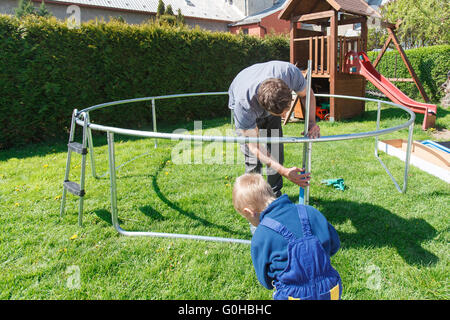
279, 0, 437, 129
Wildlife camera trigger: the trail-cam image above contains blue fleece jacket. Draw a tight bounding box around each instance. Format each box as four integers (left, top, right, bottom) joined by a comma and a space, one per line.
251, 194, 340, 289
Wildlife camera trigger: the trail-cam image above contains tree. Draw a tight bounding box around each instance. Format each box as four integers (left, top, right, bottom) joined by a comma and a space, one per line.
176, 8, 185, 25
156, 0, 165, 18
14, 0, 35, 19
372, 0, 450, 49
165, 4, 174, 16
36, 0, 52, 18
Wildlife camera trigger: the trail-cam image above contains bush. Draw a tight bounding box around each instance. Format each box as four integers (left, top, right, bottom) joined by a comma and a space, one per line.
367, 45, 450, 103
0, 15, 289, 149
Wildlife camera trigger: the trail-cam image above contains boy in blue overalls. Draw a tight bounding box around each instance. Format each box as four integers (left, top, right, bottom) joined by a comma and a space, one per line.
232, 173, 342, 300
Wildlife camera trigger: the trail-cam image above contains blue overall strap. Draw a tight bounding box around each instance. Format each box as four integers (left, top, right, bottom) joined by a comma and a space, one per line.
259, 217, 297, 242
296, 205, 313, 237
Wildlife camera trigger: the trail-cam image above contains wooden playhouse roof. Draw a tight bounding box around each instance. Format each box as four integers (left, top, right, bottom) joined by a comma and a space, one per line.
279, 0, 380, 20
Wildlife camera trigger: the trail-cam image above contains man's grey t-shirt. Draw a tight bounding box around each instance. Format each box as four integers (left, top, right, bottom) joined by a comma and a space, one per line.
228, 61, 306, 130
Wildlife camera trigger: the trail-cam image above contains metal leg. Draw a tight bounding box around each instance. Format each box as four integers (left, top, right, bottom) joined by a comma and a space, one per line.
86, 112, 97, 179
60, 109, 77, 218
107, 132, 119, 228
374, 102, 413, 193
78, 112, 89, 227
300, 60, 313, 205
402, 123, 414, 193
106, 131, 250, 244
152, 99, 157, 149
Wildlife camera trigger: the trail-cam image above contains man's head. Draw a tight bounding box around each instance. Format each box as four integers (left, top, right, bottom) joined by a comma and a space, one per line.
256, 78, 292, 116
232, 173, 276, 226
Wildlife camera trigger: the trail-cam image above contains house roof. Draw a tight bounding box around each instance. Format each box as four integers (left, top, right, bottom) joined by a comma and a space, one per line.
230, 0, 287, 27
39, 0, 245, 22
279, 0, 380, 20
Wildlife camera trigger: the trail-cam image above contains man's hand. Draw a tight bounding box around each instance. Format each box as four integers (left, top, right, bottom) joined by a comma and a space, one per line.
281, 167, 311, 187
302, 123, 321, 139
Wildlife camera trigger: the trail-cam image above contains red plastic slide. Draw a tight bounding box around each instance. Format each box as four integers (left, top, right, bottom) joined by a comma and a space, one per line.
344, 51, 436, 130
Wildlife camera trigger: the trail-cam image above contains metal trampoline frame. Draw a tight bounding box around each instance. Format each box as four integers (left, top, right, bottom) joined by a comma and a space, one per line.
60, 68, 415, 245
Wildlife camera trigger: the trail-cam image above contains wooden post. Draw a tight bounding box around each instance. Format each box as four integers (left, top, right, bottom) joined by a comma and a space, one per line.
329, 11, 338, 121
290, 21, 295, 64
388, 27, 430, 102
361, 17, 368, 99
373, 34, 392, 68
327, 35, 330, 75
315, 37, 318, 74
321, 36, 325, 75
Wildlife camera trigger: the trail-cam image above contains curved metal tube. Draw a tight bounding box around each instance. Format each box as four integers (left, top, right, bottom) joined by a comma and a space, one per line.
71, 92, 415, 243
76, 93, 415, 145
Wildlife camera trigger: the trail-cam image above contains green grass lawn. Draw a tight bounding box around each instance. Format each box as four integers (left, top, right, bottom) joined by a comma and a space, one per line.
0, 101, 448, 299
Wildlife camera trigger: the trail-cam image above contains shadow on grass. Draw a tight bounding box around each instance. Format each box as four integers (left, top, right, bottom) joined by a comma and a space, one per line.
94, 209, 123, 225
0, 117, 232, 161
139, 205, 166, 221
150, 159, 250, 240
362, 103, 449, 127
288, 195, 438, 267
92, 159, 249, 240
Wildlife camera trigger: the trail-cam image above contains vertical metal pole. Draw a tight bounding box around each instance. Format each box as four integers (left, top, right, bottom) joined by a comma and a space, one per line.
85, 112, 97, 179
152, 99, 157, 148
300, 60, 313, 205
107, 132, 119, 228
60, 109, 78, 218
231, 109, 234, 128
374, 101, 381, 157
402, 123, 414, 193
78, 112, 88, 227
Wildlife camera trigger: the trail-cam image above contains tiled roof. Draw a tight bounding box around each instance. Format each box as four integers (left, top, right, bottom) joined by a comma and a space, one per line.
231, 0, 287, 26
279, 0, 381, 20
40, 0, 245, 22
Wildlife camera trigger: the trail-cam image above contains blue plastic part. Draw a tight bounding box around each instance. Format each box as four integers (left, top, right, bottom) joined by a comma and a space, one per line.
421, 140, 450, 154
299, 187, 305, 204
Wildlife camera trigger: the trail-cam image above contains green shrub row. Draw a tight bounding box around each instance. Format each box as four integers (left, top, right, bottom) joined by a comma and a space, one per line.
1, 13, 447, 149
0, 15, 289, 149
367, 45, 450, 103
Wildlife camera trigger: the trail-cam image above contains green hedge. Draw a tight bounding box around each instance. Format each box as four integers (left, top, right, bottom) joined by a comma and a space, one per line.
2, 13, 447, 149
367, 45, 450, 103
0, 15, 289, 149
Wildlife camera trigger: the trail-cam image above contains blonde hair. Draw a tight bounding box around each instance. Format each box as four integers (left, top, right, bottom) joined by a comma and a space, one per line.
232, 173, 276, 214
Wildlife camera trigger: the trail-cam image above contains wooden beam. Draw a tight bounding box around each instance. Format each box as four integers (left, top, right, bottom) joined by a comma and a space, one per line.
292, 10, 335, 23
388, 27, 430, 102
290, 21, 295, 65
381, 21, 396, 29
327, 0, 342, 12
361, 17, 368, 100
338, 16, 366, 26
329, 11, 338, 121
387, 78, 415, 82
373, 34, 392, 68
361, 17, 368, 52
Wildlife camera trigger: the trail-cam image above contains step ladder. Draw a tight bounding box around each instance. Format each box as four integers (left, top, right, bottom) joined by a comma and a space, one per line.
60, 109, 90, 226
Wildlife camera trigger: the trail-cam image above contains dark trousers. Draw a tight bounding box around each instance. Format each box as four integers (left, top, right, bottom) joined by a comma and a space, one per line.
239, 115, 284, 197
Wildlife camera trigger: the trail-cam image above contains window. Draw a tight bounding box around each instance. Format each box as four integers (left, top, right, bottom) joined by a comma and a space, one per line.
242, 28, 248, 34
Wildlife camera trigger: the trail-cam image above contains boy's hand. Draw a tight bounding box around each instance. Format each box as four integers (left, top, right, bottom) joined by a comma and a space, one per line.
282, 167, 311, 187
